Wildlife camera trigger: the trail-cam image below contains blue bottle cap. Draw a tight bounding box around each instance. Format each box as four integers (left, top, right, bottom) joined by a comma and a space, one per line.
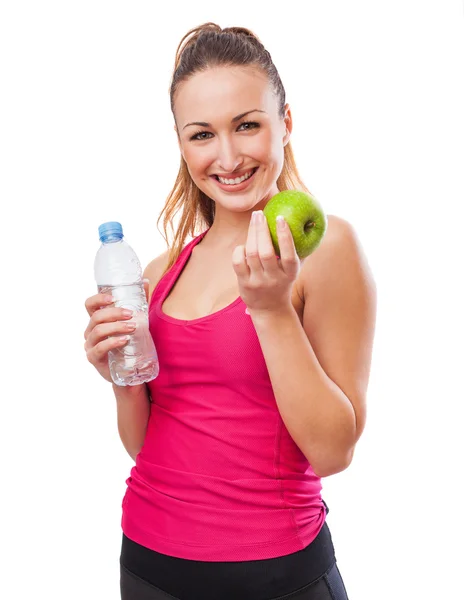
98, 221, 123, 242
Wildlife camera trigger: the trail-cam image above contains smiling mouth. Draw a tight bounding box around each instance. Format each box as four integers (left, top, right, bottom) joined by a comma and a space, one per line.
212, 167, 258, 185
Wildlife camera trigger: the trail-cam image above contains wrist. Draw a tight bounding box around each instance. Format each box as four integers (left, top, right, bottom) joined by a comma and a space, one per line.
112, 381, 149, 400
248, 303, 296, 326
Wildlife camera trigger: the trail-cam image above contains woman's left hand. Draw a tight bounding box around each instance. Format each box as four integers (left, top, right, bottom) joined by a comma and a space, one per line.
232, 210, 301, 315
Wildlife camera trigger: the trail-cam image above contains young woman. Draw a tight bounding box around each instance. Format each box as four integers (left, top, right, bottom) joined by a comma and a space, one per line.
84, 22, 376, 600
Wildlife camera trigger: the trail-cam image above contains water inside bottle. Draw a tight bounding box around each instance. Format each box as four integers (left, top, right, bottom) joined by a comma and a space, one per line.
98, 283, 159, 386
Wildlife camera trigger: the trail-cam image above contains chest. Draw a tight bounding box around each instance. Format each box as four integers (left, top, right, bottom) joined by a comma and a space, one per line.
161, 251, 305, 323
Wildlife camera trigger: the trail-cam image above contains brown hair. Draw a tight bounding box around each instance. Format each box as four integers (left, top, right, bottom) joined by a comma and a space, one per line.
157, 22, 310, 274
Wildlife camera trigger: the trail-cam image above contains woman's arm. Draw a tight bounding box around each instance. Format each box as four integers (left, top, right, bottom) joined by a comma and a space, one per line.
113, 250, 170, 461
114, 383, 151, 461
249, 216, 377, 477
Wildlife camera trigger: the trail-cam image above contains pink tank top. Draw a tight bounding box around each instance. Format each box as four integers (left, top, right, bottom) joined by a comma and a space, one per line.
121, 229, 326, 561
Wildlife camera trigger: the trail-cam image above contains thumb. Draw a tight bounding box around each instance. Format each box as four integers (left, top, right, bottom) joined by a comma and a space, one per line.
143, 278, 150, 302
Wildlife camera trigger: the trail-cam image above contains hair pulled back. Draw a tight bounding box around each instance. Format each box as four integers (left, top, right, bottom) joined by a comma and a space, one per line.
158, 23, 309, 274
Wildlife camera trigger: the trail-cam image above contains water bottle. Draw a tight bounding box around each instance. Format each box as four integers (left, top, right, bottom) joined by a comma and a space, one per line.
94, 221, 159, 386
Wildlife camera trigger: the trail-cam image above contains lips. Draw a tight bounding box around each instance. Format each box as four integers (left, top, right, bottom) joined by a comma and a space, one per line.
216, 168, 255, 184
210, 167, 258, 192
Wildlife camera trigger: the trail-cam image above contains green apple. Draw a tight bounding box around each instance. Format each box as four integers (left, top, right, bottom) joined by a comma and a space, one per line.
263, 190, 327, 259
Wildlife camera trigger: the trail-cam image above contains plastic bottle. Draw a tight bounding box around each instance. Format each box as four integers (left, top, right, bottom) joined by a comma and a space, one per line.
94, 221, 159, 386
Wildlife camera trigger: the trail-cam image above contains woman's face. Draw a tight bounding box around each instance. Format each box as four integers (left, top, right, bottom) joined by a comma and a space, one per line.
173, 66, 292, 214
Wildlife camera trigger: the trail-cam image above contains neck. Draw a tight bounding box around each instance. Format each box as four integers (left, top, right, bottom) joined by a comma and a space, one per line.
203, 215, 250, 252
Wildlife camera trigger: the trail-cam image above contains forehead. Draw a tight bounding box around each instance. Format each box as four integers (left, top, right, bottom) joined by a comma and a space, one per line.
174, 66, 277, 126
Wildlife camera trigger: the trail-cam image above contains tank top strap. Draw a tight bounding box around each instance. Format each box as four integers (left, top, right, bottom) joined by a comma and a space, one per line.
149, 229, 209, 310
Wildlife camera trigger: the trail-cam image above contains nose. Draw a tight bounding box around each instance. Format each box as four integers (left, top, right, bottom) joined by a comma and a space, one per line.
216, 136, 243, 174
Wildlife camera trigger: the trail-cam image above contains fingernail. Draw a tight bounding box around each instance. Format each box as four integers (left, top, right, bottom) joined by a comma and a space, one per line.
143, 278, 149, 284
122, 309, 133, 317
104, 295, 114, 303
257, 211, 264, 223
277, 215, 286, 230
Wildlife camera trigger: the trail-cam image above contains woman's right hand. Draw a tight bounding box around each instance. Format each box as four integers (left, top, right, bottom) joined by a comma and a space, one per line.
84, 280, 150, 383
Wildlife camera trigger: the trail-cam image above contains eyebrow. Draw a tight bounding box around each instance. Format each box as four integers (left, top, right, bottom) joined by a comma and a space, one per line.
182, 109, 266, 130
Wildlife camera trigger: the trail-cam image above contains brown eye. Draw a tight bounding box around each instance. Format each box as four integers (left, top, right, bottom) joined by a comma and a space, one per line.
190, 131, 213, 141
238, 121, 260, 131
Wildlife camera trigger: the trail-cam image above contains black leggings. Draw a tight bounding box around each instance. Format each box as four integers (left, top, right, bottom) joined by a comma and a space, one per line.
120, 560, 349, 599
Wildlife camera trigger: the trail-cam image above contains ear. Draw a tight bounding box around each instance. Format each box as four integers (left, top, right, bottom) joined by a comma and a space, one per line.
282, 103, 293, 146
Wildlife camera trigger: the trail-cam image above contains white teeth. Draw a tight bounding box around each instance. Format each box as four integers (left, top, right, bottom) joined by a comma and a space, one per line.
218, 169, 254, 185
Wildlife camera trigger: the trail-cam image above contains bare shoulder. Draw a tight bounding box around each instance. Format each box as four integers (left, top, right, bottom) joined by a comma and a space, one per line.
143, 250, 171, 303
298, 213, 376, 301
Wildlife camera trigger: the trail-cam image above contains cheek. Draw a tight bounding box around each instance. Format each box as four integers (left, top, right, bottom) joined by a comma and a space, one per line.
250, 131, 272, 159
254, 135, 284, 174
183, 146, 214, 175
252, 131, 281, 162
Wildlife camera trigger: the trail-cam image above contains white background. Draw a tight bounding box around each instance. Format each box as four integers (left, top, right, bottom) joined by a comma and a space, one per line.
1, 1, 463, 598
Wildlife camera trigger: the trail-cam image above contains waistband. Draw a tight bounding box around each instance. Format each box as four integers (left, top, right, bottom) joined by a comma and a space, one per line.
120, 517, 335, 600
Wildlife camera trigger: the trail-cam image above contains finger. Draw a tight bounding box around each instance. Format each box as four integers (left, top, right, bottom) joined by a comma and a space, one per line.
85, 292, 114, 317
276, 216, 300, 278
85, 319, 137, 350
84, 306, 134, 341
232, 245, 250, 279
245, 211, 262, 272
86, 335, 130, 364
256, 211, 279, 275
